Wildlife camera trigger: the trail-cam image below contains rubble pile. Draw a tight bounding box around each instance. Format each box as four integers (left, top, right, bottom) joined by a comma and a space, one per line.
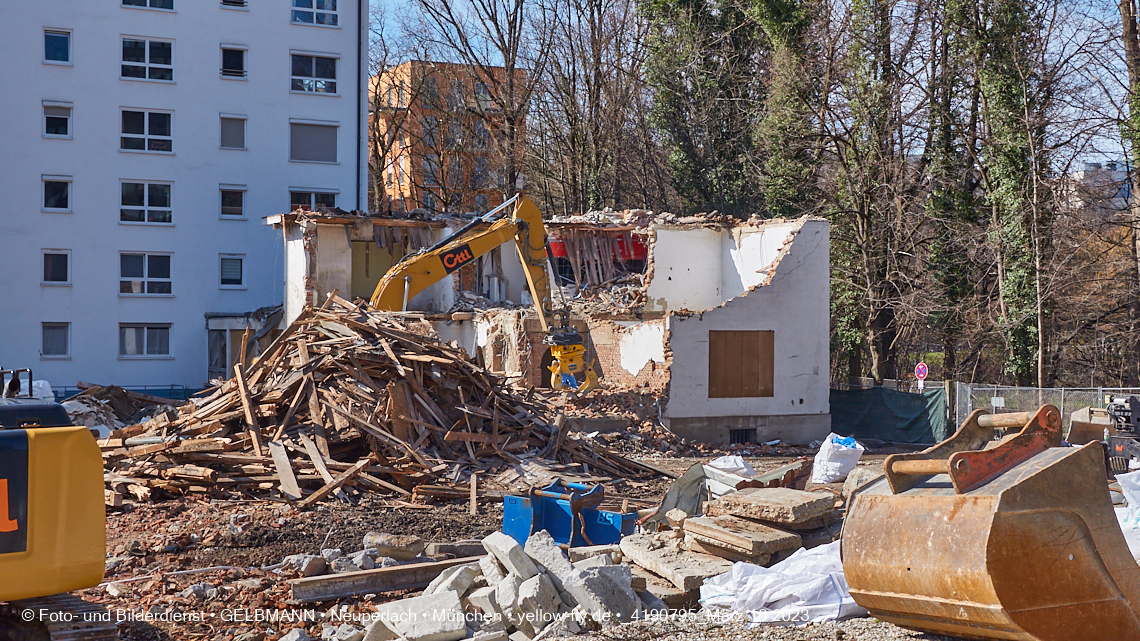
101, 298, 659, 506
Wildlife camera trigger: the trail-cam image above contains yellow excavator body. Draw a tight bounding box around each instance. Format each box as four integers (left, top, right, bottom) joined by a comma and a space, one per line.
0, 423, 106, 601
369, 195, 600, 393
842, 405, 1140, 640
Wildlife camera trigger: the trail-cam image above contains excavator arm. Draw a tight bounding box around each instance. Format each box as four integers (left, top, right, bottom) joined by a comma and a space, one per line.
369, 195, 552, 331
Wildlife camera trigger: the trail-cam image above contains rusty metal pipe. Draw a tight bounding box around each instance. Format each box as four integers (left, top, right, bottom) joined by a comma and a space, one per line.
977, 412, 1031, 428
890, 459, 950, 476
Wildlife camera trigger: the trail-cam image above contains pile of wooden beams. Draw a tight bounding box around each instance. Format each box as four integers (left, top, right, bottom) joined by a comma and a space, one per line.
102, 297, 659, 507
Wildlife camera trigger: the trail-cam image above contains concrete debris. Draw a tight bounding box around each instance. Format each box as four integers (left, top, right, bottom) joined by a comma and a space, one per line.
523, 530, 575, 591
483, 531, 539, 580
664, 509, 688, 529
284, 554, 329, 577
365, 532, 426, 561
562, 565, 640, 625
619, 533, 733, 592
704, 487, 834, 525
280, 629, 313, 641
682, 515, 801, 556
370, 590, 467, 641
322, 548, 343, 563
842, 466, 886, 503
517, 573, 560, 635
566, 545, 620, 564
479, 553, 509, 587
424, 562, 480, 596
629, 565, 698, 608
571, 554, 613, 570
683, 537, 771, 565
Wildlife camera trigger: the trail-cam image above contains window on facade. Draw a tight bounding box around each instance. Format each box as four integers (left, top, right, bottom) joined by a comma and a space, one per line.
121, 182, 172, 223
120, 253, 172, 294
475, 81, 490, 111
473, 120, 489, 148
43, 178, 70, 211
290, 191, 336, 210
423, 154, 439, 186
291, 54, 336, 93
474, 194, 488, 213
221, 48, 246, 77
290, 123, 337, 162
422, 77, 439, 109
708, 330, 774, 398
208, 330, 227, 380
423, 191, 436, 212
119, 324, 170, 357
292, 0, 337, 25
447, 154, 462, 187
43, 252, 70, 284
44, 105, 71, 137
220, 116, 246, 149
220, 256, 244, 287
121, 110, 172, 152
122, 38, 173, 81
44, 30, 70, 63
42, 323, 70, 358
221, 188, 245, 216
447, 79, 464, 111
123, 0, 174, 9
422, 116, 438, 148
446, 122, 464, 149
396, 156, 405, 185
221, 0, 247, 7
473, 156, 489, 189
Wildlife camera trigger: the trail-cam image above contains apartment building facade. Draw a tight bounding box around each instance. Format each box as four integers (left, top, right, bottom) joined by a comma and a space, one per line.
372, 60, 525, 214
1, 0, 368, 390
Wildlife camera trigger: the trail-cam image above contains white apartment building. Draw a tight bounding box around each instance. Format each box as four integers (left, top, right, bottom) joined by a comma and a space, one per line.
0, 0, 368, 392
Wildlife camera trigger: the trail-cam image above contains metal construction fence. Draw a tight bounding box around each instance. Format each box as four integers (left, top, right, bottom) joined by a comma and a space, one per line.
954, 383, 1140, 432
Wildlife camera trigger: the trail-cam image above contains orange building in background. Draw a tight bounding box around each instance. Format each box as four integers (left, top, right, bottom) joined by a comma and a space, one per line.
371, 60, 526, 214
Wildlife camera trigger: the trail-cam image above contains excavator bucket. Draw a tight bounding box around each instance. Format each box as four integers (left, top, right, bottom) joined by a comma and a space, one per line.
842, 405, 1140, 640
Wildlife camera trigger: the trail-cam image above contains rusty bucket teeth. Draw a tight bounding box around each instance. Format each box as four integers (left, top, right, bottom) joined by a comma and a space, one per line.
843, 405, 1140, 641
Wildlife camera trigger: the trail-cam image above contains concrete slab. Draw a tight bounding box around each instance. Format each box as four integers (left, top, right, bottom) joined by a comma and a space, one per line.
683, 515, 800, 555
371, 590, 466, 641
523, 530, 574, 591
424, 563, 479, 596
364, 532, 427, 561
629, 565, 698, 608
562, 566, 640, 625
704, 487, 833, 525
479, 554, 508, 587
684, 536, 772, 565
567, 545, 619, 564
517, 573, 560, 634
619, 534, 732, 592
483, 532, 539, 580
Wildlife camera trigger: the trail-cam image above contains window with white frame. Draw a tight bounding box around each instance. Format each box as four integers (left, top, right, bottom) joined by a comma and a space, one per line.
119, 324, 170, 357
121, 109, 172, 152
289, 190, 336, 210
120, 253, 172, 294
289, 122, 337, 162
121, 181, 172, 223
220, 116, 246, 149
220, 255, 244, 287
291, 54, 336, 93
221, 47, 246, 78
43, 176, 71, 212
123, 0, 174, 9
44, 30, 71, 63
42, 323, 70, 358
44, 103, 72, 138
122, 38, 173, 81
291, 0, 337, 26
220, 186, 245, 217
42, 250, 70, 285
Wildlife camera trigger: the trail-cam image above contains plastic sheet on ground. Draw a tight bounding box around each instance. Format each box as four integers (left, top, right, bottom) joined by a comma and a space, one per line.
708, 455, 756, 476
700, 540, 867, 624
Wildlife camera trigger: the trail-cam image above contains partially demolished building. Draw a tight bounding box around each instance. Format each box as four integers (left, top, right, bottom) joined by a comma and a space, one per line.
266, 208, 830, 444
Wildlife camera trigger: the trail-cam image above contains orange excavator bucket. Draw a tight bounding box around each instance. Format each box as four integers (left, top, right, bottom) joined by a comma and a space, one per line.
842, 405, 1140, 640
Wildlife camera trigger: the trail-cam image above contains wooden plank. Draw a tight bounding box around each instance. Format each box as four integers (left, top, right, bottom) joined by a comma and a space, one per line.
289, 556, 485, 603
443, 431, 507, 444
379, 338, 407, 376
469, 473, 477, 515
387, 381, 414, 443
298, 339, 330, 457
299, 433, 349, 503
268, 440, 302, 501
297, 457, 371, 510
76, 381, 186, 406
233, 362, 265, 457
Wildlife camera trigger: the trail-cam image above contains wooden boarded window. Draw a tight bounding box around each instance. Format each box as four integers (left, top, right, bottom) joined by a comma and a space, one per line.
708, 330, 774, 398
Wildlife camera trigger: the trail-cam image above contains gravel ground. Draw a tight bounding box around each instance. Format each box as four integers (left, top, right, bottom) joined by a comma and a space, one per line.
576, 617, 958, 641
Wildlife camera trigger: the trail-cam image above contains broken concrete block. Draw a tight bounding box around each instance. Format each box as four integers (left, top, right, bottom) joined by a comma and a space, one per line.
279, 630, 312, 641
562, 566, 640, 625
619, 533, 733, 592
664, 508, 688, 529
571, 554, 612, 570
425, 541, 487, 558
482, 531, 538, 580
683, 515, 801, 556
467, 586, 503, 618
469, 631, 507, 641
331, 557, 364, 574
371, 589, 467, 641
523, 530, 574, 591
637, 590, 668, 616
348, 551, 378, 570
507, 632, 530, 641
630, 565, 698, 608
362, 620, 398, 641
284, 554, 328, 577
566, 545, 619, 564
425, 563, 480, 597
684, 536, 772, 565
495, 573, 524, 630
843, 466, 885, 503
322, 548, 344, 563
364, 532, 427, 561
479, 554, 508, 587
333, 624, 365, 641
517, 573, 560, 634
704, 487, 833, 525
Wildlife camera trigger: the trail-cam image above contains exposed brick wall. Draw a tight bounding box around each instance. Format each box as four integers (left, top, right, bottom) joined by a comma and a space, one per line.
583, 318, 670, 392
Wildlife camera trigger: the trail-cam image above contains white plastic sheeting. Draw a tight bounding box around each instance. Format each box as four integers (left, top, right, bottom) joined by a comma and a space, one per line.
1116, 470, 1140, 560
811, 434, 865, 484
700, 540, 866, 624
707, 455, 756, 476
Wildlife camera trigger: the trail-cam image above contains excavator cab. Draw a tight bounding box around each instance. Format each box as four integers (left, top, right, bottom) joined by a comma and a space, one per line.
842, 404, 1140, 640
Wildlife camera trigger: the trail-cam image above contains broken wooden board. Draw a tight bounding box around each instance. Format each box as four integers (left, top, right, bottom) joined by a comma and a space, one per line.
704, 487, 834, 525
289, 556, 485, 602
268, 440, 302, 501
683, 515, 801, 555
619, 533, 733, 592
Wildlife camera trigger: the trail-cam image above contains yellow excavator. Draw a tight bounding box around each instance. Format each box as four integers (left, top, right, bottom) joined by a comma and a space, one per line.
369, 194, 599, 393
0, 369, 113, 639
843, 404, 1140, 640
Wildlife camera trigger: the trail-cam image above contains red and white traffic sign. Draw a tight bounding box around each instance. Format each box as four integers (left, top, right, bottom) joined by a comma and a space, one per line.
915, 362, 928, 380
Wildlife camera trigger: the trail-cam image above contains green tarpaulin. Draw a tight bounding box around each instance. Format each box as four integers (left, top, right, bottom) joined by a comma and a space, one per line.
829, 387, 949, 445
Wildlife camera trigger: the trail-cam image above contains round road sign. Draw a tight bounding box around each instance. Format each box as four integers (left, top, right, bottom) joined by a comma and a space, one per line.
915, 362, 928, 380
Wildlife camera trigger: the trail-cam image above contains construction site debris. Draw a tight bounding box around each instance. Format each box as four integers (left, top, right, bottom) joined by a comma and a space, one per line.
100, 298, 658, 507
704, 487, 834, 525
618, 533, 734, 592
811, 433, 865, 483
